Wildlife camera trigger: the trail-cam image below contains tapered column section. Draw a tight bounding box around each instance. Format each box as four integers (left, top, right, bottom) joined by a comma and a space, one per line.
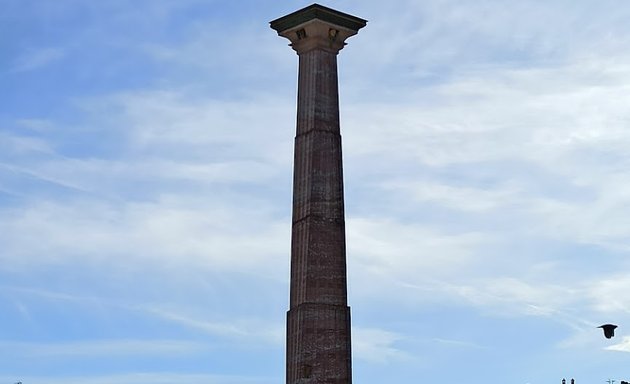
271, 4, 366, 384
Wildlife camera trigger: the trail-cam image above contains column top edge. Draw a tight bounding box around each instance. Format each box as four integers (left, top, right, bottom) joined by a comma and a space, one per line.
270, 3, 367, 34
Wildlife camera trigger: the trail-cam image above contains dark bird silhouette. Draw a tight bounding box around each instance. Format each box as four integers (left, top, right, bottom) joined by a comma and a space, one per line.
598, 324, 618, 339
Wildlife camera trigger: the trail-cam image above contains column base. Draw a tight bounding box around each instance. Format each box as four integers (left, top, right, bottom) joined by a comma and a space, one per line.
286, 303, 352, 384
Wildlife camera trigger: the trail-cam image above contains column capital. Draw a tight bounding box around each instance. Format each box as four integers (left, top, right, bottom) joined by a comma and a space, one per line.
270, 4, 366, 54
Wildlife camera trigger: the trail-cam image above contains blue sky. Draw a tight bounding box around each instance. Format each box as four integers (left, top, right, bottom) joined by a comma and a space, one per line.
2, 0, 630, 383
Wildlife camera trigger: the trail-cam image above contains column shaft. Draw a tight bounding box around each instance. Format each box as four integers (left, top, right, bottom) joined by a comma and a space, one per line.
291, 49, 347, 308
287, 48, 352, 384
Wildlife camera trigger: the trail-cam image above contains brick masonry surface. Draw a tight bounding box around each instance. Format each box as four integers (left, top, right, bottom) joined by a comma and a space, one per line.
271, 5, 366, 384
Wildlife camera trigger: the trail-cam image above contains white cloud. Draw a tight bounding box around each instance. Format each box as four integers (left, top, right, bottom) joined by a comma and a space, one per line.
0, 372, 276, 384
3, 285, 285, 346
352, 327, 412, 363
0, 132, 54, 156
432, 337, 486, 349
74, 89, 295, 169
3, 286, 109, 306
22, 158, 282, 196
0, 197, 289, 278
15, 118, 56, 132
0, 339, 206, 358
347, 217, 492, 279
1, 91, 296, 202
444, 277, 581, 317
340, 55, 630, 257
380, 179, 520, 212
605, 336, 630, 353
344, 58, 630, 166
143, 306, 284, 345
587, 275, 630, 314
347, 0, 630, 79
141, 20, 290, 80
11, 47, 65, 72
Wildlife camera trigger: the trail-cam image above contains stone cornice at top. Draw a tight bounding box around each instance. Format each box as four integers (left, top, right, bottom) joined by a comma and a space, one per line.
270, 3, 367, 34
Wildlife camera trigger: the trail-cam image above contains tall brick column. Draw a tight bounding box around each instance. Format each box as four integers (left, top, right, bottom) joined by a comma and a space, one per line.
270, 4, 366, 384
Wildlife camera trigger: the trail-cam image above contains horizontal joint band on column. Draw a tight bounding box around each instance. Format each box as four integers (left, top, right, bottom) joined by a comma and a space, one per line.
292, 214, 345, 226
295, 128, 342, 138
290, 302, 351, 311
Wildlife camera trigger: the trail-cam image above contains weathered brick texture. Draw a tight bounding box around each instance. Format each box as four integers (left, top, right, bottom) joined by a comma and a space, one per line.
287, 47, 351, 384
270, 5, 366, 384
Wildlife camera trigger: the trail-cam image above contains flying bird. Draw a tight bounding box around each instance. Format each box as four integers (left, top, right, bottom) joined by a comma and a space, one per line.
598, 324, 618, 339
